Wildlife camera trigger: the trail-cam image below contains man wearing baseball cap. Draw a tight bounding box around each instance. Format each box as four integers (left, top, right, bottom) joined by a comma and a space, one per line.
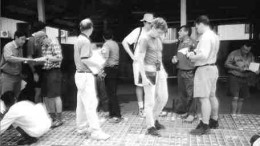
122, 13, 154, 117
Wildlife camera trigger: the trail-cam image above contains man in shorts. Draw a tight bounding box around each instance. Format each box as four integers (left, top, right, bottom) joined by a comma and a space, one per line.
187, 15, 220, 135
225, 42, 259, 114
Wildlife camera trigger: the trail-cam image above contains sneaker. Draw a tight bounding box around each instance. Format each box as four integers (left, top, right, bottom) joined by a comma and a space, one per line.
159, 111, 167, 117
108, 117, 123, 123
77, 128, 90, 135
17, 137, 38, 145
138, 108, 145, 117
51, 120, 63, 128
180, 113, 188, 119
146, 127, 161, 137
90, 131, 110, 140
209, 118, 219, 129
184, 115, 196, 123
155, 120, 165, 130
190, 121, 210, 135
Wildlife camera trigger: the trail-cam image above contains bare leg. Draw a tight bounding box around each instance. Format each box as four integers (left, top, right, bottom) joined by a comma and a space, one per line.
209, 96, 219, 120
200, 98, 211, 124
237, 98, 244, 114
34, 88, 41, 103
231, 97, 239, 114
136, 86, 144, 109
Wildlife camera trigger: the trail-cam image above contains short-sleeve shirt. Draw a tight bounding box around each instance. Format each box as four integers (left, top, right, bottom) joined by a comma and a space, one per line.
194, 29, 220, 66
176, 37, 196, 70
0, 41, 23, 75
74, 35, 92, 72
225, 49, 254, 77
102, 40, 119, 67
139, 36, 163, 66
123, 27, 148, 54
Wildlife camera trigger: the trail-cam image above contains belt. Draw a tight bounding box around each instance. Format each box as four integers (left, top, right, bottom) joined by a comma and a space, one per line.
197, 63, 215, 68
76, 71, 98, 77
77, 71, 91, 73
178, 69, 194, 72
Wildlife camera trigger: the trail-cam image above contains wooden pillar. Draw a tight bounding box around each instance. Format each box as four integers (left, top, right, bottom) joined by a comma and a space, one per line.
180, 0, 187, 26
37, 0, 46, 22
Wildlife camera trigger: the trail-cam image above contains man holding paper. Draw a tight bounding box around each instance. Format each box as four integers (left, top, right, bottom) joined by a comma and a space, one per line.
225, 42, 260, 114
74, 18, 109, 140
171, 25, 198, 122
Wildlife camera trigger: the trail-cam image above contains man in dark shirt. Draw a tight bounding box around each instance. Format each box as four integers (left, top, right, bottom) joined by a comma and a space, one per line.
0, 31, 32, 99
172, 25, 198, 122
225, 42, 259, 114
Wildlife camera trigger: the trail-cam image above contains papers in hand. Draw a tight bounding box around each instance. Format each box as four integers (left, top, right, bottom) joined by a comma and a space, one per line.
248, 62, 260, 73
87, 49, 106, 75
178, 47, 189, 55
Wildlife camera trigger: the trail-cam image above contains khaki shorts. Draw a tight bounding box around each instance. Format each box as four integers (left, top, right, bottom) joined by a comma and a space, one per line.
194, 66, 218, 98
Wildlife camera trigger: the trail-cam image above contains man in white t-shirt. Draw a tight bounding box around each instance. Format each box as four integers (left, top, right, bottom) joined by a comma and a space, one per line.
122, 13, 153, 117
0, 91, 51, 145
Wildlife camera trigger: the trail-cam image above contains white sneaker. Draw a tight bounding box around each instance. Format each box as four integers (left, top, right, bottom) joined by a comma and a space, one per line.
77, 128, 90, 135
90, 131, 110, 140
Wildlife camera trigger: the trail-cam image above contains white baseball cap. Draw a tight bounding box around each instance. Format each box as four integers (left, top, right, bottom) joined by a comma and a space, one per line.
140, 13, 154, 23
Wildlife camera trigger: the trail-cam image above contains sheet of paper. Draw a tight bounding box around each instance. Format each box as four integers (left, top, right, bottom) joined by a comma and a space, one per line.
178, 47, 189, 55
87, 49, 106, 74
249, 62, 260, 72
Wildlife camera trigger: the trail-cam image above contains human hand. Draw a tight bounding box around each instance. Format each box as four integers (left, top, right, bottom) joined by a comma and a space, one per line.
186, 52, 195, 58
142, 77, 152, 86
172, 56, 178, 64
24, 58, 35, 64
132, 56, 138, 62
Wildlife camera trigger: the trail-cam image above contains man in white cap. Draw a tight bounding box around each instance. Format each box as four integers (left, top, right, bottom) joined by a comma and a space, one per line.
122, 13, 154, 117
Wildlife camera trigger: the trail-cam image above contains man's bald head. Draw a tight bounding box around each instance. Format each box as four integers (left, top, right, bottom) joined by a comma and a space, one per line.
79, 18, 93, 32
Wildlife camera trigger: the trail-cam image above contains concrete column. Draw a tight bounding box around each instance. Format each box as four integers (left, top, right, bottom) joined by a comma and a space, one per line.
37, 0, 46, 22
180, 0, 187, 26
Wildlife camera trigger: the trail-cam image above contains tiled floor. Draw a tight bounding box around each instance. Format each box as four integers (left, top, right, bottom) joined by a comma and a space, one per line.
1, 111, 259, 146
1, 81, 260, 146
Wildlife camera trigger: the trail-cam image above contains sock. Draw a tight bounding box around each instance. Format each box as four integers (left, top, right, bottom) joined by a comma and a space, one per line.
138, 102, 144, 109
211, 115, 218, 121
56, 113, 62, 121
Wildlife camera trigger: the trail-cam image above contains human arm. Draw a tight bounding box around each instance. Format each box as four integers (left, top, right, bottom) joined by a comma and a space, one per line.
137, 38, 151, 85
3, 46, 33, 63
0, 107, 18, 134
162, 39, 179, 44
122, 28, 140, 61
101, 43, 109, 62
225, 52, 246, 72
187, 36, 211, 62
